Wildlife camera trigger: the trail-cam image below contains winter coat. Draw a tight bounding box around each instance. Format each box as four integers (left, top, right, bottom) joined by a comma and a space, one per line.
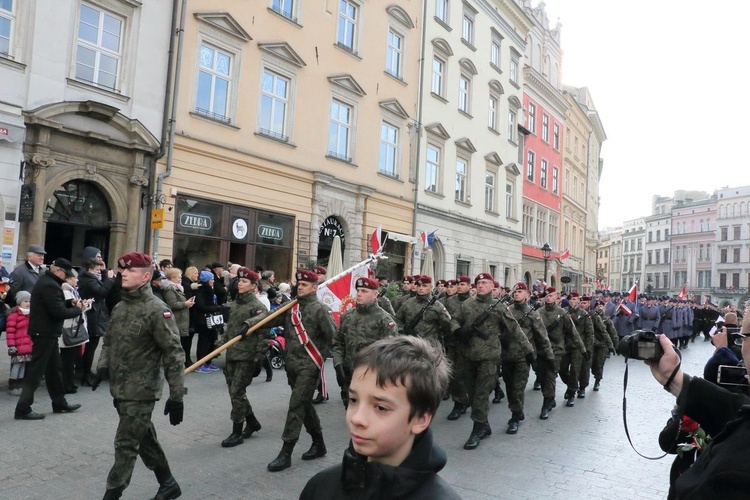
161, 280, 190, 336
219, 291, 270, 363
77, 269, 113, 338
300, 427, 461, 500
6, 307, 32, 355
28, 270, 83, 337
193, 282, 224, 335
7, 261, 41, 306
60, 283, 90, 348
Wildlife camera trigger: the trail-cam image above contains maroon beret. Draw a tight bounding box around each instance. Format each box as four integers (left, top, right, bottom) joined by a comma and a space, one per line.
237, 267, 260, 281
446, 279, 457, 286
457, 276, 471, 284
296, 270, 319, 283
545, 286, 557, 294
514, 281, 528, 290
569, 291, 580, 298
118, 252, 153, 270
581, 294, 592, 301
475, 273, 494, 284
313, 266, 327, 275
437, 279, 447, 286
355, 277, 380, 290
493, 280, 500, 288
403, 275, 414, 283
415, 275, 433, 285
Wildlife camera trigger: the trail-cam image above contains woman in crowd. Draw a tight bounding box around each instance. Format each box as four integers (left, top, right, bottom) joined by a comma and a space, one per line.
193, 270, 225, 374
60, 270, 90, 394
181, 266, 200, 367
162, 268, 195, 367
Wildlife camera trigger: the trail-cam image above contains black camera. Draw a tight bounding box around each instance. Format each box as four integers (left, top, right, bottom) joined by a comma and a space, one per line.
717, 364, 749, 387
617, 329, 664, 361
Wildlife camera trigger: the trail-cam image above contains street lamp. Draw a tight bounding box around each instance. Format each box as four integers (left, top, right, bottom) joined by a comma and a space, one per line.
541, 243, 551, 283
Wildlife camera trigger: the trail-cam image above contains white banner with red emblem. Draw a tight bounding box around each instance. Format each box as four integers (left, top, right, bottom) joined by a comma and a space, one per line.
317, 265, 369, 326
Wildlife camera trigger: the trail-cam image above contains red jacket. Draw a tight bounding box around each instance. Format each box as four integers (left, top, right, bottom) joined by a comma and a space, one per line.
6, 308, 32, 356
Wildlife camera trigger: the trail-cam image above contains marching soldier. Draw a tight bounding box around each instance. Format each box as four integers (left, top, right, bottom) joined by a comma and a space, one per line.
244, 270, 336, 472
333, 276, 397, 408
506, 282, 554, 433
450, 273, 534, 450
442, 276, 473, 420
395, 275, 452, 345
390, 275, 414, 313
639, 295, 661, 332
592, 299, 619, 391
560, 291, 593, 407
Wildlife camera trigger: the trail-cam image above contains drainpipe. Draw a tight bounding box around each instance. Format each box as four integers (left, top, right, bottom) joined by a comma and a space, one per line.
144, 0, 180, 254
410, 0, 428, 275
152, 0, 187, 260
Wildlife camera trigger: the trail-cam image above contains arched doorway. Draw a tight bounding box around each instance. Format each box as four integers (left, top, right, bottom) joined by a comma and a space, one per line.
44, 180, 111, 265
317, 216, 346, 267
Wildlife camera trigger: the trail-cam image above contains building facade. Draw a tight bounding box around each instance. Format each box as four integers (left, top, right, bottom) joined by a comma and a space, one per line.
712, 185, 750, 307
621, 217, 645, 292
644, 209, 671, 296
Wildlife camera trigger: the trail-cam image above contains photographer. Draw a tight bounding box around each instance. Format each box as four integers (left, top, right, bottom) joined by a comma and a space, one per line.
703, 312, 743, 387
647, 308, 750, 499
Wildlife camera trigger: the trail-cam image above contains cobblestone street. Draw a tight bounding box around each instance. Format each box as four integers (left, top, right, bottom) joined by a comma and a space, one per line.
0, 338, 714, 499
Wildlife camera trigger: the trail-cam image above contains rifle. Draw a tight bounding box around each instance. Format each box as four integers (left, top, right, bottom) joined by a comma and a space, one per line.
466, 298, 505, 340
404, 295, 438, 335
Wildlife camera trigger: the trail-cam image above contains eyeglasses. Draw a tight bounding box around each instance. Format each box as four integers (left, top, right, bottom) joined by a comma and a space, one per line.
733, 333, 750, 346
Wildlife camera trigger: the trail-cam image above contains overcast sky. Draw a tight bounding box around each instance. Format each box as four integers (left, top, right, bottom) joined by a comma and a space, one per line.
541, 0, 750, 229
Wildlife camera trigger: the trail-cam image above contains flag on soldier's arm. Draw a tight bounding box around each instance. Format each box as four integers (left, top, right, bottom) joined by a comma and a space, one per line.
560, 248, 570, 260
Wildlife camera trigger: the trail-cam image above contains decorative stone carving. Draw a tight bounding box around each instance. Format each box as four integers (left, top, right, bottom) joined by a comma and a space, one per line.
129, 175, 149, 187
30, 154, 55, 168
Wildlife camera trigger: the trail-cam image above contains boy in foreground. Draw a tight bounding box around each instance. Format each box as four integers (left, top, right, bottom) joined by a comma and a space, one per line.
300, 336, 461, 499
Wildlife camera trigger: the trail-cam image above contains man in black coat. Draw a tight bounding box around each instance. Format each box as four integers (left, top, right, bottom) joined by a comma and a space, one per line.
7, 244, 46, 306
210, 262, 228, 305
15, 258, 87, 420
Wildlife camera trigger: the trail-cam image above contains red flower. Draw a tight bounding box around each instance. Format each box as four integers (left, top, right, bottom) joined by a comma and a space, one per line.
681, 416, 699, 433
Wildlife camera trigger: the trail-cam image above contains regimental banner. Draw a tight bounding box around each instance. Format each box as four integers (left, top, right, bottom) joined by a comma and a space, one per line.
317, 265, 369, 326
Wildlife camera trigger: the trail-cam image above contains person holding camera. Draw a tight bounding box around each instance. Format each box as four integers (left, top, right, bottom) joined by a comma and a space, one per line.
703, 312, 743, 388
648, 309, 750, 499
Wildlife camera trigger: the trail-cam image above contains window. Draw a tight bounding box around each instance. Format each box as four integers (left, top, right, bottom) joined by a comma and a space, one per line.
425, 145, 440, 193
552, 167, 558, 194
488, 95, 498, 130
720, 248, 727, 263
734, 226, 741, 240
553, 123, 560, 150
76, 3, 123, 89
271, 0, 297, 22
196, 44, 232, 120
656, 230, 661, 241
663, 248, 669, 262
647, 250, 652, 265
719, 273, 727, 288
431, 57, 445, 96
386, 29, 403, 78
455, 158, 468, 202
663, 273, 669, 289
705, 244, 710, 260
655, 274, 660, 289
721, 227, 728, 240
506, 182, 514, 218
734, 247, 740, 263
542, 114, 549, 142
733, 273, 741, 289
637, 256, 642, 270
526, 151, 535, 182
461, 7, 475, 46
458, 75, 471, 113
655, 249, 660, 264
337, 0, 359, 53
327, 99, 352, 160
508, 110, 516, 142
485, 170, 496, 212
540, 159, 548, 188
435, 0, 449, 24
378, 122, 399, 176
637, 239, 642, 251
665, 228, 669, 238
259, 69, 289, 139
648, 231, 652, 243
490, 32, 502, 68
509, 50, 520, 84
528, 103, 536, 134
0, 0, 14, 56
456, 258, 470, 277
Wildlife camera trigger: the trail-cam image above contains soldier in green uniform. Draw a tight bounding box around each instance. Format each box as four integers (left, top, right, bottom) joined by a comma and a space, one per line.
538, 287, 585, 419
373, 270, 396, 317
218, 267, 269, 448
395, 275, 452, 345
333, 276, 397, 408
244, 269, 336, 472
575, 295, 599, 399
451, 273, 534, 450
391, 275, 414, 313
506, 282, 554, 433
442, 277, 472, 420
591, 298, 619, 391
93, 252, 186, 500
491, 281, 509, 403
561, 291, 593, 407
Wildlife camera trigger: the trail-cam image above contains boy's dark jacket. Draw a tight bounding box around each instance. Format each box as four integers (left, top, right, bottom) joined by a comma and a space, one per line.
300, 427, 461, 499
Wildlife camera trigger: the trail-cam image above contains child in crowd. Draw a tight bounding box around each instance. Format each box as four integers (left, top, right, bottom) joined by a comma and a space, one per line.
300, 336, 461, 499
6, 291, 32, 396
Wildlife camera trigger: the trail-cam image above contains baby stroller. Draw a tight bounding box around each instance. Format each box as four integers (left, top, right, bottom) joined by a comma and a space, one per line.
268, 327, 286, 369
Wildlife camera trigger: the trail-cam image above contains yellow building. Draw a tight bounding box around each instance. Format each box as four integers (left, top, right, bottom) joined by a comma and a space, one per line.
155, 1, 421, 280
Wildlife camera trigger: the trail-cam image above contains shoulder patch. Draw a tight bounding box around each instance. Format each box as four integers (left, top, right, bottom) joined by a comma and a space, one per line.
389, 321, 396, 328
163, 310, 172, 318
256, 310, 264, 315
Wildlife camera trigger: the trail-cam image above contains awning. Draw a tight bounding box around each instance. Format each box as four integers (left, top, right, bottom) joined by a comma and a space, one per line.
0, 119, 25, 144
384, 231, 418, 244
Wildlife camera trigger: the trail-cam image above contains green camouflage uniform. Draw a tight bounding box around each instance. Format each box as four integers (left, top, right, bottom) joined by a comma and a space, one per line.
562, 307, 594, 395
391, 290, 415, 314
376, 295, 396, 317
539, 303, 585, 400
246, 292, 336, 443
451, 293, 533, 424
441, 292, 471, 405
395, 294, 452, 345
591, 308, 618, 382
219, 291, 269, 422
506, 302, 554, 416
97, 284, 186, 492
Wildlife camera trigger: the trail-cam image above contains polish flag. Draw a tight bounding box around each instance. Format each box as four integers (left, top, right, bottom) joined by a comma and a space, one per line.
420, 231, 428, 249
627, 279, 638, 303
560, 248, 570, 260
677, 283, 687, 300
370, 226, 383, 255
317, 265, 370, 326
618, 303, 633, 316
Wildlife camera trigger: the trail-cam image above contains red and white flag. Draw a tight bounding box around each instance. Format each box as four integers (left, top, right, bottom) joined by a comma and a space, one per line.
677, 283, 687, 300
419, 231, 427, 249
370, 226, 383, 255
618, 303, 633, 316
560, 248, 570, 260
627, 279, 638, 303
317, 266, 369, 326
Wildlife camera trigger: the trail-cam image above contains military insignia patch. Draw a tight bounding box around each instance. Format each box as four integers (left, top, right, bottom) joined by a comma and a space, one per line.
389, 321, 396, 328
256, 310, 264, 315
163, 310, 172, 318
127, 322, 142, 335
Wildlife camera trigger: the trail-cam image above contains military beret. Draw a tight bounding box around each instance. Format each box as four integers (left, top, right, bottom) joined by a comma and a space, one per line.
296, 269, 319, 283
493, 280, 500, 288
367, 268, 376, 277
504, 287, 511, 292
117, 252, 153, 270
457, 276, 471, 284
415, 275, 433, 285
446, 279, 457, 286
437, 279, 447, 286
355, 276, 379, 290
470, 283, 476, 289
545, 287, 557, 294
581, 294, 592, 301
474, 273, 494, 284
569, 291, 580, 298
514, 281, 527, 291
238, 267, 260, 281
403, 275, 414, 283
314, 266, 327, 275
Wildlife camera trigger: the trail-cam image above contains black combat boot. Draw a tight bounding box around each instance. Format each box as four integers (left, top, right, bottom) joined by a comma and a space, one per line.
492, 382, 505, 404
242, 412, 262, 439
447, 402, 464, 420
577, 388, 586, 399
152, 467, 181, 500
221, 422, 244, 448
593, 379, 601, 391
533, 379, 542, 391
267, 441, 295, 472
312, 392, 328, 404
540, 398, 551, 420
507, 412, 523, 434
464, 421, 485, 450
301, 432, 327, 460
566, 395, 575, 407
479, 421, 492, 439
102, 486, 125, 500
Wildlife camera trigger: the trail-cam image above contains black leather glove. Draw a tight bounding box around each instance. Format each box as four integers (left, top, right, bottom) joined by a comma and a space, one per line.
164, 399, 184, 426
335, 364, 349, 388
525, 352, 536, 367
453, 326, 472, 342
90, 368, 107, 391
7, 346, 17, 356
237, 322, 250, 338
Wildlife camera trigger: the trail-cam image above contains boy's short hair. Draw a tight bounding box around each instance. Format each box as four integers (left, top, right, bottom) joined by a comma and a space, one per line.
352, 336, 451, 420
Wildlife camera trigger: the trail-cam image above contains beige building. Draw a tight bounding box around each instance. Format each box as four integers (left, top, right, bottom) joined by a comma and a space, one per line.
154, 2, 422, 279
598, 228, 622, 291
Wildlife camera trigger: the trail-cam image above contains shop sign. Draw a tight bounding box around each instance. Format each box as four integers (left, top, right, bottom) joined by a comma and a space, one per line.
179, 213, 212, 231
232, 218, 248, 239
151, 208, 165, 229
257, 224, 283, 240
319, 216, 345, 245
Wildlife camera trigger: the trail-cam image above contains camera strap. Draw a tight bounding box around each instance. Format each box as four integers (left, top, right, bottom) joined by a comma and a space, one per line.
621, 351, 682, 460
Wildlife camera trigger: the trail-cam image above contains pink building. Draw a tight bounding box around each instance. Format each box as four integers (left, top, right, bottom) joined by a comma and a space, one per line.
670, 197, 716, 297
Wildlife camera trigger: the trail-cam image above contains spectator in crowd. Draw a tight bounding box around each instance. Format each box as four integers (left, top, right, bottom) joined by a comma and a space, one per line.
227, 263, 241, 301
151, 270, 166, 302
60, 269, 90, 394
159, 259, 173, 274
210, 262, 228, 305
162, 268, 195, 367
278, 282, 292, 304
7, 245, 46, 306
181, 266, 200, 367
6, 290, 32, 396
260, 270, 275, 293
193, 270, 225, 374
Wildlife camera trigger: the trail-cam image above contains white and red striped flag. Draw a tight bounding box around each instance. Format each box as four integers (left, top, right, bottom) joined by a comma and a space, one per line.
370, 226, 383, 256
560, 248, 570, 260
677, 283, 687, 300
627, 279, 638, 303
317, 265, 369, 326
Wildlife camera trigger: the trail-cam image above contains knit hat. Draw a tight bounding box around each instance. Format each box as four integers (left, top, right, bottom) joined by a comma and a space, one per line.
15, 290, 31, 305
82, 246, 102, 264
199, 270, 214, 283
228, 263, 241, 277
278, 283, 291, 294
